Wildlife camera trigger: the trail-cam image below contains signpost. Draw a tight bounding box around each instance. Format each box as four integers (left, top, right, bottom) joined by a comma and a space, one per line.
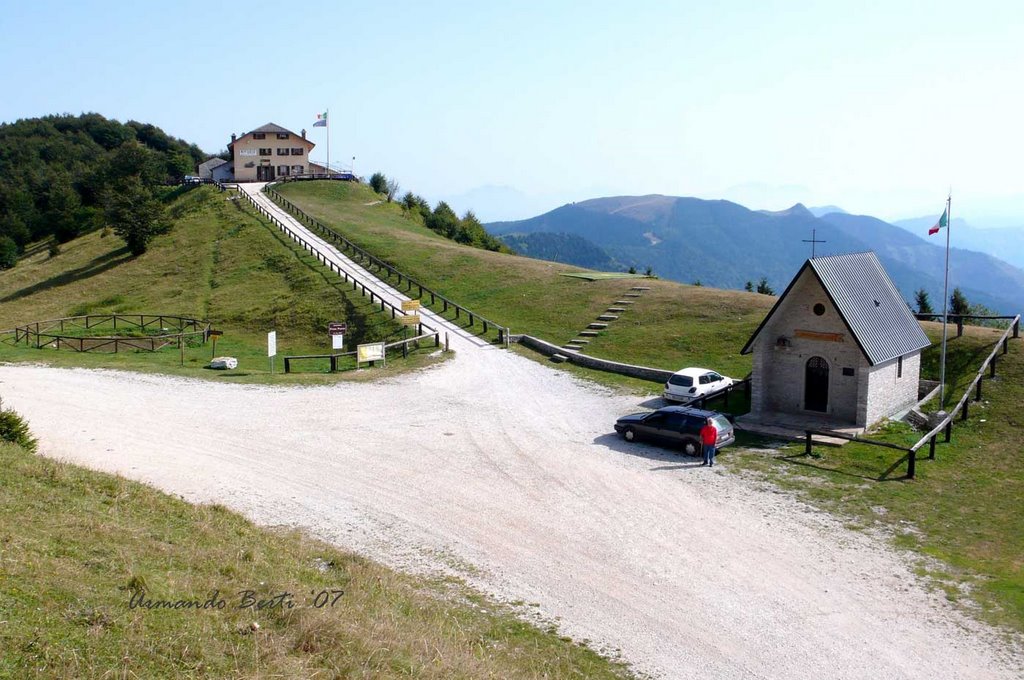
209, 329, 223, 359
328, 322, 347, 351
398, 306, 421, 357
267, 330, 277, 374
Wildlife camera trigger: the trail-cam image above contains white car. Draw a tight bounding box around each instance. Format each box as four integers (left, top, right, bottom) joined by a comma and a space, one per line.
663, 367, 735, 403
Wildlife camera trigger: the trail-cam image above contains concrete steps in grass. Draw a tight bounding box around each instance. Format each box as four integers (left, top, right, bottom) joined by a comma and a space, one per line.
565, 286, 650, 351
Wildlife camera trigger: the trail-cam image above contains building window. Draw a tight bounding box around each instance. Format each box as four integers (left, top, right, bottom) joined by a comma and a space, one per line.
813, 303, 826, 316
259, 148, 272, 156
291, 165, 304, 175
277, 148, 290, 156
253, 132, 266, 140
842, 367, 855, 377
276, 132, 289, 139
290, 148, 304, 156
277, 165, 290, 176
897, 356, 903, 378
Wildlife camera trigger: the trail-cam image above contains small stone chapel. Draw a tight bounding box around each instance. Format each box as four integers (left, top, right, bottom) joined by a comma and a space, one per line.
740, 252, 931, 431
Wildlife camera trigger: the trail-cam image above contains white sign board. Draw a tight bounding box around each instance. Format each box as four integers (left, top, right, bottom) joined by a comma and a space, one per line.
357, 342, 385, 363
267, 331, 277, 357
332, 334, 344, 350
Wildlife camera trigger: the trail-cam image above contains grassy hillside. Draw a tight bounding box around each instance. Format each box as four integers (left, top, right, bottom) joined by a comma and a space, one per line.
0, 441, 631, 679
0, 186, 433, 382
276, 181, 774, 379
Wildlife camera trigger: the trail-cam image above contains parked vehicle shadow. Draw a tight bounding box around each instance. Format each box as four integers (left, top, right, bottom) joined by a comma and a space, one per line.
637, 396, 669, 409
592, 432, 706, 470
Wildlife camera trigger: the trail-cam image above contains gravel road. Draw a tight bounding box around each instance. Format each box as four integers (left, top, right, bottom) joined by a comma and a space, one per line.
2, 350, 1019, 679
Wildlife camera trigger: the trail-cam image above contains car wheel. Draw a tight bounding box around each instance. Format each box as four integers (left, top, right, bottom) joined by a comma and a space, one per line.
681, 438, 700, 458
624, 427, 637, 442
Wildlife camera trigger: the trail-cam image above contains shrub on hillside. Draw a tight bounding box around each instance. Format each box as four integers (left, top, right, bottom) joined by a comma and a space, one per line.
0, 402, 38, 453
369, 172, 387, 194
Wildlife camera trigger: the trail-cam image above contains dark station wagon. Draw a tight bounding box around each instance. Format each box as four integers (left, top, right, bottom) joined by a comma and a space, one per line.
614, 405, 735, 457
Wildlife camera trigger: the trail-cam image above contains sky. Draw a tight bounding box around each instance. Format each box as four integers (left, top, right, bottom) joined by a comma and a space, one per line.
2, 0, 1023, 224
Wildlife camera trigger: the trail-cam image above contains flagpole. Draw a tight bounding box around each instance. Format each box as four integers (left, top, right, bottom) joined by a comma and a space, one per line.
939, 192, 952, 408
326, 108, 330, 177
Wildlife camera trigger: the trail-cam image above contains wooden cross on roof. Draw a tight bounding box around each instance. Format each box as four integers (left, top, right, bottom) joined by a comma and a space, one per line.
802, 228, 826, 259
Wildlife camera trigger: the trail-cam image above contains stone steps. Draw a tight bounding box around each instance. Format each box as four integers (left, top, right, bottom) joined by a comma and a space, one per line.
597, 314, 618, 321
579, 330, 600, 337
607, 307, 626, 313
550, 354, 568, 363
587, 322, 609, 329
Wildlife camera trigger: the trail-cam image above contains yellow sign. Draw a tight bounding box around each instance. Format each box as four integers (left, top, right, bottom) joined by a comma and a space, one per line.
357, 342, 385, 362
399, 314, 421, 326
401, 299, 421, 312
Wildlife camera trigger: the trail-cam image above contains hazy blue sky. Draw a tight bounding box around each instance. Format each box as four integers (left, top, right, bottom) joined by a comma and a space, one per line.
2, 1, 1022, 222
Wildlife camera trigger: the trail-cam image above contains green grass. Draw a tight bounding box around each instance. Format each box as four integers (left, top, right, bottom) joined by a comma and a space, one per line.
0, 442, 633, 679
276, 181, 773, 384
0, 186, 442, 384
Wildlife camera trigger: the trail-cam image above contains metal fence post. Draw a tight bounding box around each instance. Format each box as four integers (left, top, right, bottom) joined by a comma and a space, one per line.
929, 434, 936, 460
944, 420, 952, 442
805, 431, 812, 456
907, 449, 916, 478
990, 354, 997, 378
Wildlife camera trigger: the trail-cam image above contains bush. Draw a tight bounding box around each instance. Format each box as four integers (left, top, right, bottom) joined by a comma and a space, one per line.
0, 404, 38, 453
369, 172, 387, 194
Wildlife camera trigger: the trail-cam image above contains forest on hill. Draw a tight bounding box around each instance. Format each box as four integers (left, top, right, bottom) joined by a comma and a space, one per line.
0, 113, 206, 262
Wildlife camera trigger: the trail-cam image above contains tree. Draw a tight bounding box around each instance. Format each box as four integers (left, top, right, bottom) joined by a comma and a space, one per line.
0, 236, 18, 269
693, 279, 702, 287
385, 178, 400, 203
628, 265, 637, 274
369, 172, 387, 194
950, 287, 970, 317
913, 288, 933, 315
644, 266, 654, 277
744, 280, 754, 292
756, 277, 774, 295
104, 177, 167, 255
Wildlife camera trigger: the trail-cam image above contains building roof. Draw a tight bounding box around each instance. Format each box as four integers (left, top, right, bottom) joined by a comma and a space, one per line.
199, 157, 227, 170
246, 122, 294, 135
228, 123, 315, 153
741, 251, 931, 365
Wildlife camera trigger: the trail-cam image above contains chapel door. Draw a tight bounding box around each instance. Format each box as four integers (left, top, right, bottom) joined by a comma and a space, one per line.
805, 356, 829, 412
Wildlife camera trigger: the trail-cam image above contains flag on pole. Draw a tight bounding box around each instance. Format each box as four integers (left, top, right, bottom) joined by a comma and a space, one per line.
928, 206, 949, 235
312, 111, 327, 127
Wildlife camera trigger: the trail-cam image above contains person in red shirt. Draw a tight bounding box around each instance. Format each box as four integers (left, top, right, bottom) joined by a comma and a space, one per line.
700, 418, 718, 467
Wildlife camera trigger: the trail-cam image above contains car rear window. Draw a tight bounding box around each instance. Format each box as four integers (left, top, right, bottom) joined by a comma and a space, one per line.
712, 415, 731, 432
668, 375, 693, 387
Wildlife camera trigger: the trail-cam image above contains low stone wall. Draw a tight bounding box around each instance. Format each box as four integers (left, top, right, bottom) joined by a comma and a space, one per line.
513, 335, 674, 384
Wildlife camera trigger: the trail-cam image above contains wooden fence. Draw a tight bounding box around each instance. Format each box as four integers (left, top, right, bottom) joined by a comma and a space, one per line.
261, 183, 510, 346
804, 314, 1020, 478
11, 314, 211, 353
914, 313, 1020, 338
234, 188, 445, 342
283, 330, 442, 373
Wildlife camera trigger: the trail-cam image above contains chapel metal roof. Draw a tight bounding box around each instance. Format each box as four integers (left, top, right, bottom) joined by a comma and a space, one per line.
741, 252, 931, 365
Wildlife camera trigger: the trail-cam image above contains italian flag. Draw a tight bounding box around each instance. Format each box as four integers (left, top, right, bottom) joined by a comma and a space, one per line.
928, 206, 948, 235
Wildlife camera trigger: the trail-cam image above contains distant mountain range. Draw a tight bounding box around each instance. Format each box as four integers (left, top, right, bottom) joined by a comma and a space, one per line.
892, 215, 1024, 270
487, 195, 1024, 315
